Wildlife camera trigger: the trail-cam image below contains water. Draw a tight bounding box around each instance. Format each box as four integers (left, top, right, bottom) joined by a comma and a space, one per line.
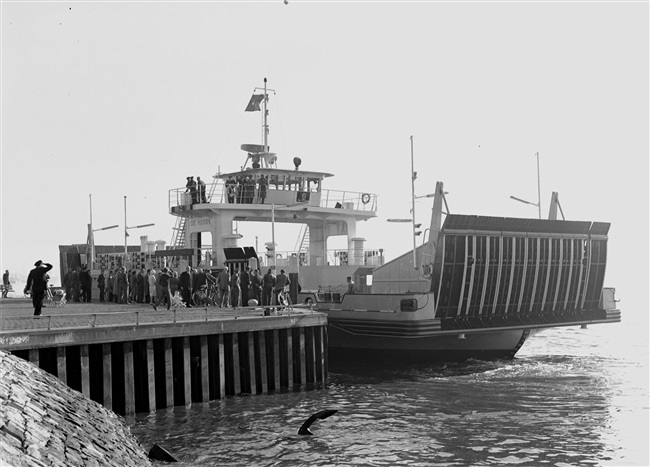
129, 323, 649, 466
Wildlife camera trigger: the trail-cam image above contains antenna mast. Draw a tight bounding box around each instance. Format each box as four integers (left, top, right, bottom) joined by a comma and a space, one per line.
263, 77, 269, 152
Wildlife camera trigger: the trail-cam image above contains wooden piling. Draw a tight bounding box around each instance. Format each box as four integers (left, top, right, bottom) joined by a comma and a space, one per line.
247, 331, 257, 395
3, 309, 327, 415
182, 336, 191, 406
258, 331, 268, 394
102, 343, 112, 410
29, 349, 39, 368
286, 329, 294, 389
232, 333, 241, 395
164, 338, 174, 408
299, 328, 306, 386
273, 329, 280, 391
123, 341, 135, 415
80, 345, 90, 397
56, 347, 67, 385
218, 334, 226, 399
146, 340, 156, 412
200, 335, 209, 402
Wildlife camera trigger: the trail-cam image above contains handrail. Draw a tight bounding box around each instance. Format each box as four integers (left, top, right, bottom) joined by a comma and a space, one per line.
0, 305, 315, 333
169, 183, 378, 213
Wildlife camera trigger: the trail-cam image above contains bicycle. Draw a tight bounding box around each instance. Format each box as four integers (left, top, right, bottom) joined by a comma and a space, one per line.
192, 285, 212, 307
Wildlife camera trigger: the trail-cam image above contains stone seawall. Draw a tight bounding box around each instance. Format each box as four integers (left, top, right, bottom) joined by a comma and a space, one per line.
0, 350, 152, 467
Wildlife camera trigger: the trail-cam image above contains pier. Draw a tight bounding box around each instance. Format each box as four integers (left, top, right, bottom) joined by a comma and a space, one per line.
0, 301, 328, 416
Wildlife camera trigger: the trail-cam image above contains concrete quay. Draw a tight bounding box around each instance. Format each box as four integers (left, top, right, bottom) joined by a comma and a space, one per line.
0, 298, 329, 416
0, 350, 152, 467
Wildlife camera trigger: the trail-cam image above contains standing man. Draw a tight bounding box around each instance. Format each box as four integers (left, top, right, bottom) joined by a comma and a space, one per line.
80, 265, 92, 302
63, 269, 73, 301
179, 266, 193, 307
197, 176, 207, 203
72, 266, 81, 302
117, 267, 128, 304
240, 266, 251, 306
192, 268, 207, 295
258, 174, 268, 204
152, 268, 172, 310
250, 268, 263, 304
97, 269, 106, 302
189, 176, 198, 204
25, 260, 53, 317
137, 268, 146, 303
216, 266, 230, 307
344, 276, 356, 297
230, 269, 240, 308
148, 269, 157, 305
275, 269, 291, 306
262, 268, 276, 307
2, 269, 10, 298
225, 176, 236, 204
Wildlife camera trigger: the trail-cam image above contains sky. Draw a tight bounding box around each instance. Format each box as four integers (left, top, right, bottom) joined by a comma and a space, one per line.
1, 1, 648, 328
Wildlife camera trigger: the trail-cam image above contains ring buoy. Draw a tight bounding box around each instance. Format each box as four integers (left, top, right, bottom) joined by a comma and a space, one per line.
361, 193, 371, 205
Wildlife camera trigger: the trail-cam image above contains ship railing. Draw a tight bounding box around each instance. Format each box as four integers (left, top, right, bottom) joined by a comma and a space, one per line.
194, 247, 382, 269
169, 183, 378, 213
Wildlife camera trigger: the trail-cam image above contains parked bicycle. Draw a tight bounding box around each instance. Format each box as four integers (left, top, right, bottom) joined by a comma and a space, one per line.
192, 285, 212, 307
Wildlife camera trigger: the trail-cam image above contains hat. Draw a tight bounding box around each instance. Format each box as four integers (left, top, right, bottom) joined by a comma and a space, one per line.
34, 260, 43, 267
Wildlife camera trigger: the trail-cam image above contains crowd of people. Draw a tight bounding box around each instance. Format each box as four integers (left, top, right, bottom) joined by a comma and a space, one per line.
54, 264, 293, 311
224, 174, 268, 204
184, 174, 270, 205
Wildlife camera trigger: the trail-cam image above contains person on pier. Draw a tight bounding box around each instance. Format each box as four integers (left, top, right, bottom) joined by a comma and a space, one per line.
230, 269, 241, 308
217, 266, 230, 307
192, 268, 207, 294
152, 268, 172, 311
179, 266, 193, 307
72, 267, 81, 302
97, 269, 106, 302
24, 260, 53, 317
275, 269, 291, 307
117, 267, 128, 304
148, 269, 157, 305
262, 268, 276, 307
240, 266, 251, 306
80, 265, 92, 302
137, 268, 147, 303
250, 268, 263, 304
106, 270, 114, 302
2, 269, 10, 298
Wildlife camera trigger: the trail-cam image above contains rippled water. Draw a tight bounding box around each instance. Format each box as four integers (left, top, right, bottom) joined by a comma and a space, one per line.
129, 323, 648, 466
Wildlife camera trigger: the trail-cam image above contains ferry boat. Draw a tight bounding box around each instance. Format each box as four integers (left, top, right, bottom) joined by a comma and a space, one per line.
166, 79, 620, 362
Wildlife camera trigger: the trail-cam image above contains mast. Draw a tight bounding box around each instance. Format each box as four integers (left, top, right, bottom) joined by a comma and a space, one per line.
263, 77, 269, 154
410, 135, 417, 270
536, 151, 541, 220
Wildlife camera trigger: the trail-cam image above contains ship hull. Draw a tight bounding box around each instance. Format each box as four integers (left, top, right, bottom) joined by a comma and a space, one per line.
326, 316, 532, 363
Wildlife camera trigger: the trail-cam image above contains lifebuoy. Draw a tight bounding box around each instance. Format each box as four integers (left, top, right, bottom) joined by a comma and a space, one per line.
361, 193, 371, 204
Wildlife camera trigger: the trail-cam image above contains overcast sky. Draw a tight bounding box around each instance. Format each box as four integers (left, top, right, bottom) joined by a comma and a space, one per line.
1, 1, 648, 325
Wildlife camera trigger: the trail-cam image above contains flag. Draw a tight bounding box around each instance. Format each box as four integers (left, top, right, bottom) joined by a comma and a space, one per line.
245, 94, 265, 112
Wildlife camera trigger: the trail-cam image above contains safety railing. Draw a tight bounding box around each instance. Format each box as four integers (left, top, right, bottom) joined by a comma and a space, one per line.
169, 183, 378, 214
0, 304, 316, 333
